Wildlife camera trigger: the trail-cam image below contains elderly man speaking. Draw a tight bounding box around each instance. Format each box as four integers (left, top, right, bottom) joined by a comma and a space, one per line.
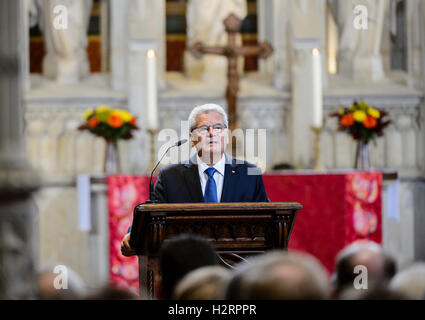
121, 103, 269, 256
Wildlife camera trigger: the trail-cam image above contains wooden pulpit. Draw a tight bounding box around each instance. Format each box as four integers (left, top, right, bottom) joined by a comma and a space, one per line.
129, 202, 302, 298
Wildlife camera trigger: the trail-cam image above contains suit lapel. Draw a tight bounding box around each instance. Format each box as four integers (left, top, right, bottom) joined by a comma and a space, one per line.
220, 154, 238, 202
183, 155, 204, 202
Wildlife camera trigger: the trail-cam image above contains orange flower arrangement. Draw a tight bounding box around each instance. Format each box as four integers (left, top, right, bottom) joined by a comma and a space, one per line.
107, 114, 124, 128
331, 101, 391, 144
363, 115, 377, 129
88, 117, 99, 128
340, 113, 354, 127
78, 105, 139, 141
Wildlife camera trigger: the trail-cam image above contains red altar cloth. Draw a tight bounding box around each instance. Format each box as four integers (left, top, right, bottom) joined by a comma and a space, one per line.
264, 172, 382, 273
106, 171, 382, 293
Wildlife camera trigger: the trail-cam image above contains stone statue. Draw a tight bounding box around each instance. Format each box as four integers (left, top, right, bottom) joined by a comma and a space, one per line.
30, 0, 93, 84
184, 0, 247, 84
336, 0, 387, 80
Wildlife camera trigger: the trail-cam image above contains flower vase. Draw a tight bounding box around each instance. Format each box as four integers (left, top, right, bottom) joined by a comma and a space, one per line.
104, 140, 121, 174
354, 140, 370, 170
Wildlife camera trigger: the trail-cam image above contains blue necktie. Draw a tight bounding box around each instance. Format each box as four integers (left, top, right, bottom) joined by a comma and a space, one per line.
204, 167, 218, 203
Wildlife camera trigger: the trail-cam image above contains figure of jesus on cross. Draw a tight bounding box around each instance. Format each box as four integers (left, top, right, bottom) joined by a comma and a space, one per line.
188, 13, 273, 132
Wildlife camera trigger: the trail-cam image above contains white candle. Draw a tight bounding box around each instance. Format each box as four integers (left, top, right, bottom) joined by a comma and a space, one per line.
146, 49, 158, 130
311, 48, 323, 128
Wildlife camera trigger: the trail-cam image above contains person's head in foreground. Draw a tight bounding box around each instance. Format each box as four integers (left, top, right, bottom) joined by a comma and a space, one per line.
37, 264, 86, 300
173, 265, 231, 300
332, 241, 396, 299
224, 250, 330, 300
84, 284, 140, 300
389, 262, 425, 300
159, 233, 218, 299
189, 103, 229, 165
337, 284, 408, 300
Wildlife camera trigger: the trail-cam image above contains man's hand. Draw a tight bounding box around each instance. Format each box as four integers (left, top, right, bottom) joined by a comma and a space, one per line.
121, 232, 136, 257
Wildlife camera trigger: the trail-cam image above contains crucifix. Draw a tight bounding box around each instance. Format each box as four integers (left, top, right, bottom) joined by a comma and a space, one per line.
188, 13, 273, 132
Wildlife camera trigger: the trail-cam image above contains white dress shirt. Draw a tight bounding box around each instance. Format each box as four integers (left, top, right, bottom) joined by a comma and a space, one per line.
196, 153, 226, 202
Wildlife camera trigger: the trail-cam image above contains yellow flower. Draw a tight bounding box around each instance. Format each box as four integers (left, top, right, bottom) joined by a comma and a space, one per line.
96, 105, 112, 122
367, 107, 380, 119
339, 108, 345, 115
97, 105, 111, 113
83, 108, 94, 120
353, 110, 367, 122
357, 101, 369, 110
113, 109, 132, 122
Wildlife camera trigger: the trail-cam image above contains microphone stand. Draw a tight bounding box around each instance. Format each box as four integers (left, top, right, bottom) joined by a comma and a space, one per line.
143, 139, 187, 204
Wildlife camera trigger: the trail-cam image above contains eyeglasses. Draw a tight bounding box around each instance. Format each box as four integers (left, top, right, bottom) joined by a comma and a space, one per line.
191, 124, 227, 135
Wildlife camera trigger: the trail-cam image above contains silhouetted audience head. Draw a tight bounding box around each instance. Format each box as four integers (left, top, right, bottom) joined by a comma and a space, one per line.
84, 285, 140, 300
332, 241, 396, 298
173, 265, 231, 300
159, 233, 218, 299
37, 264, 86, 300
389, 263, 425, 299
224, 250, 330, 300
337, 285, 408, 300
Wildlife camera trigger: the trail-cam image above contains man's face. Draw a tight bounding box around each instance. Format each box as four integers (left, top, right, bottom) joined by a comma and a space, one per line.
190, 111, 229, 160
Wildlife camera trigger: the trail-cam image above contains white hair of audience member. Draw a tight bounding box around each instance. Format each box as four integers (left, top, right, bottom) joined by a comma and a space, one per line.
225, 250, 331, 300
37, 264, 87, 299
336, 240, 383, 259
188, 104, 229, 131
389, 263, 425, 299
173, 265, 231, 300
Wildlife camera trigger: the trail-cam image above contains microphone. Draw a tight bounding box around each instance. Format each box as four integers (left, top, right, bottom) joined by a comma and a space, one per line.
146, 138, 188, 203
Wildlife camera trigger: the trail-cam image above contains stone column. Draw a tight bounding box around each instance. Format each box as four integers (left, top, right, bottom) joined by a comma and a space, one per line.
127, 40, 158, 174
122, 0, 166, 174
406, 0, 425, 90
290, 39, 321, 168
110, 0, 129, 91
288, 0, 326, 168
23, 0, 31, 92
289, 0, 327, 88
128, 0, 166, 90
110, 0, 166, 92
422, 1, 425, 92
257, 0, 291, 90
0, 0, 40, 299
421, 3, 425, 178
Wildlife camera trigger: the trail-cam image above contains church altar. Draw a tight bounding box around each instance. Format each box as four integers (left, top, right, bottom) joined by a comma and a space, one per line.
105, 171, 382, 293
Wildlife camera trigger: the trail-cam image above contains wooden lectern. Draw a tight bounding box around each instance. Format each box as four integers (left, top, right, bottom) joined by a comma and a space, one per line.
129, 202, 302, 298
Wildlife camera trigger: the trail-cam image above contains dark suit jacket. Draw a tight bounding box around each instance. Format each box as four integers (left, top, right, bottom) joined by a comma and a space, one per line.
153, 153, 269, 203
127, 154, 269, 232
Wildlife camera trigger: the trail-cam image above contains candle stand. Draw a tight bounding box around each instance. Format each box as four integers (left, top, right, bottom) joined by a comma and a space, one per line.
148, 129, 157, 172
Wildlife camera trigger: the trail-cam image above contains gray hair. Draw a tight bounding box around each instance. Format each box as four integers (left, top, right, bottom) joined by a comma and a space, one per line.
173, 266, 231, 300
389, 263, 425, 299
188, 104, 228, 131
225, 250, 330, 300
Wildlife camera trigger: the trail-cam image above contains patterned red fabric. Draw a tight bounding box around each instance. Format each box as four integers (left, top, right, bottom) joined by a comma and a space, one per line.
263, 172, 382, 273
107, 172, 381, 291
106, 176, 156, 294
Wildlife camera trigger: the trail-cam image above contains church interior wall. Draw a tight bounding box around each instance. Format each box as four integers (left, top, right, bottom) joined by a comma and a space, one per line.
17, 0, 425, 285
34, 187, 91, 284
